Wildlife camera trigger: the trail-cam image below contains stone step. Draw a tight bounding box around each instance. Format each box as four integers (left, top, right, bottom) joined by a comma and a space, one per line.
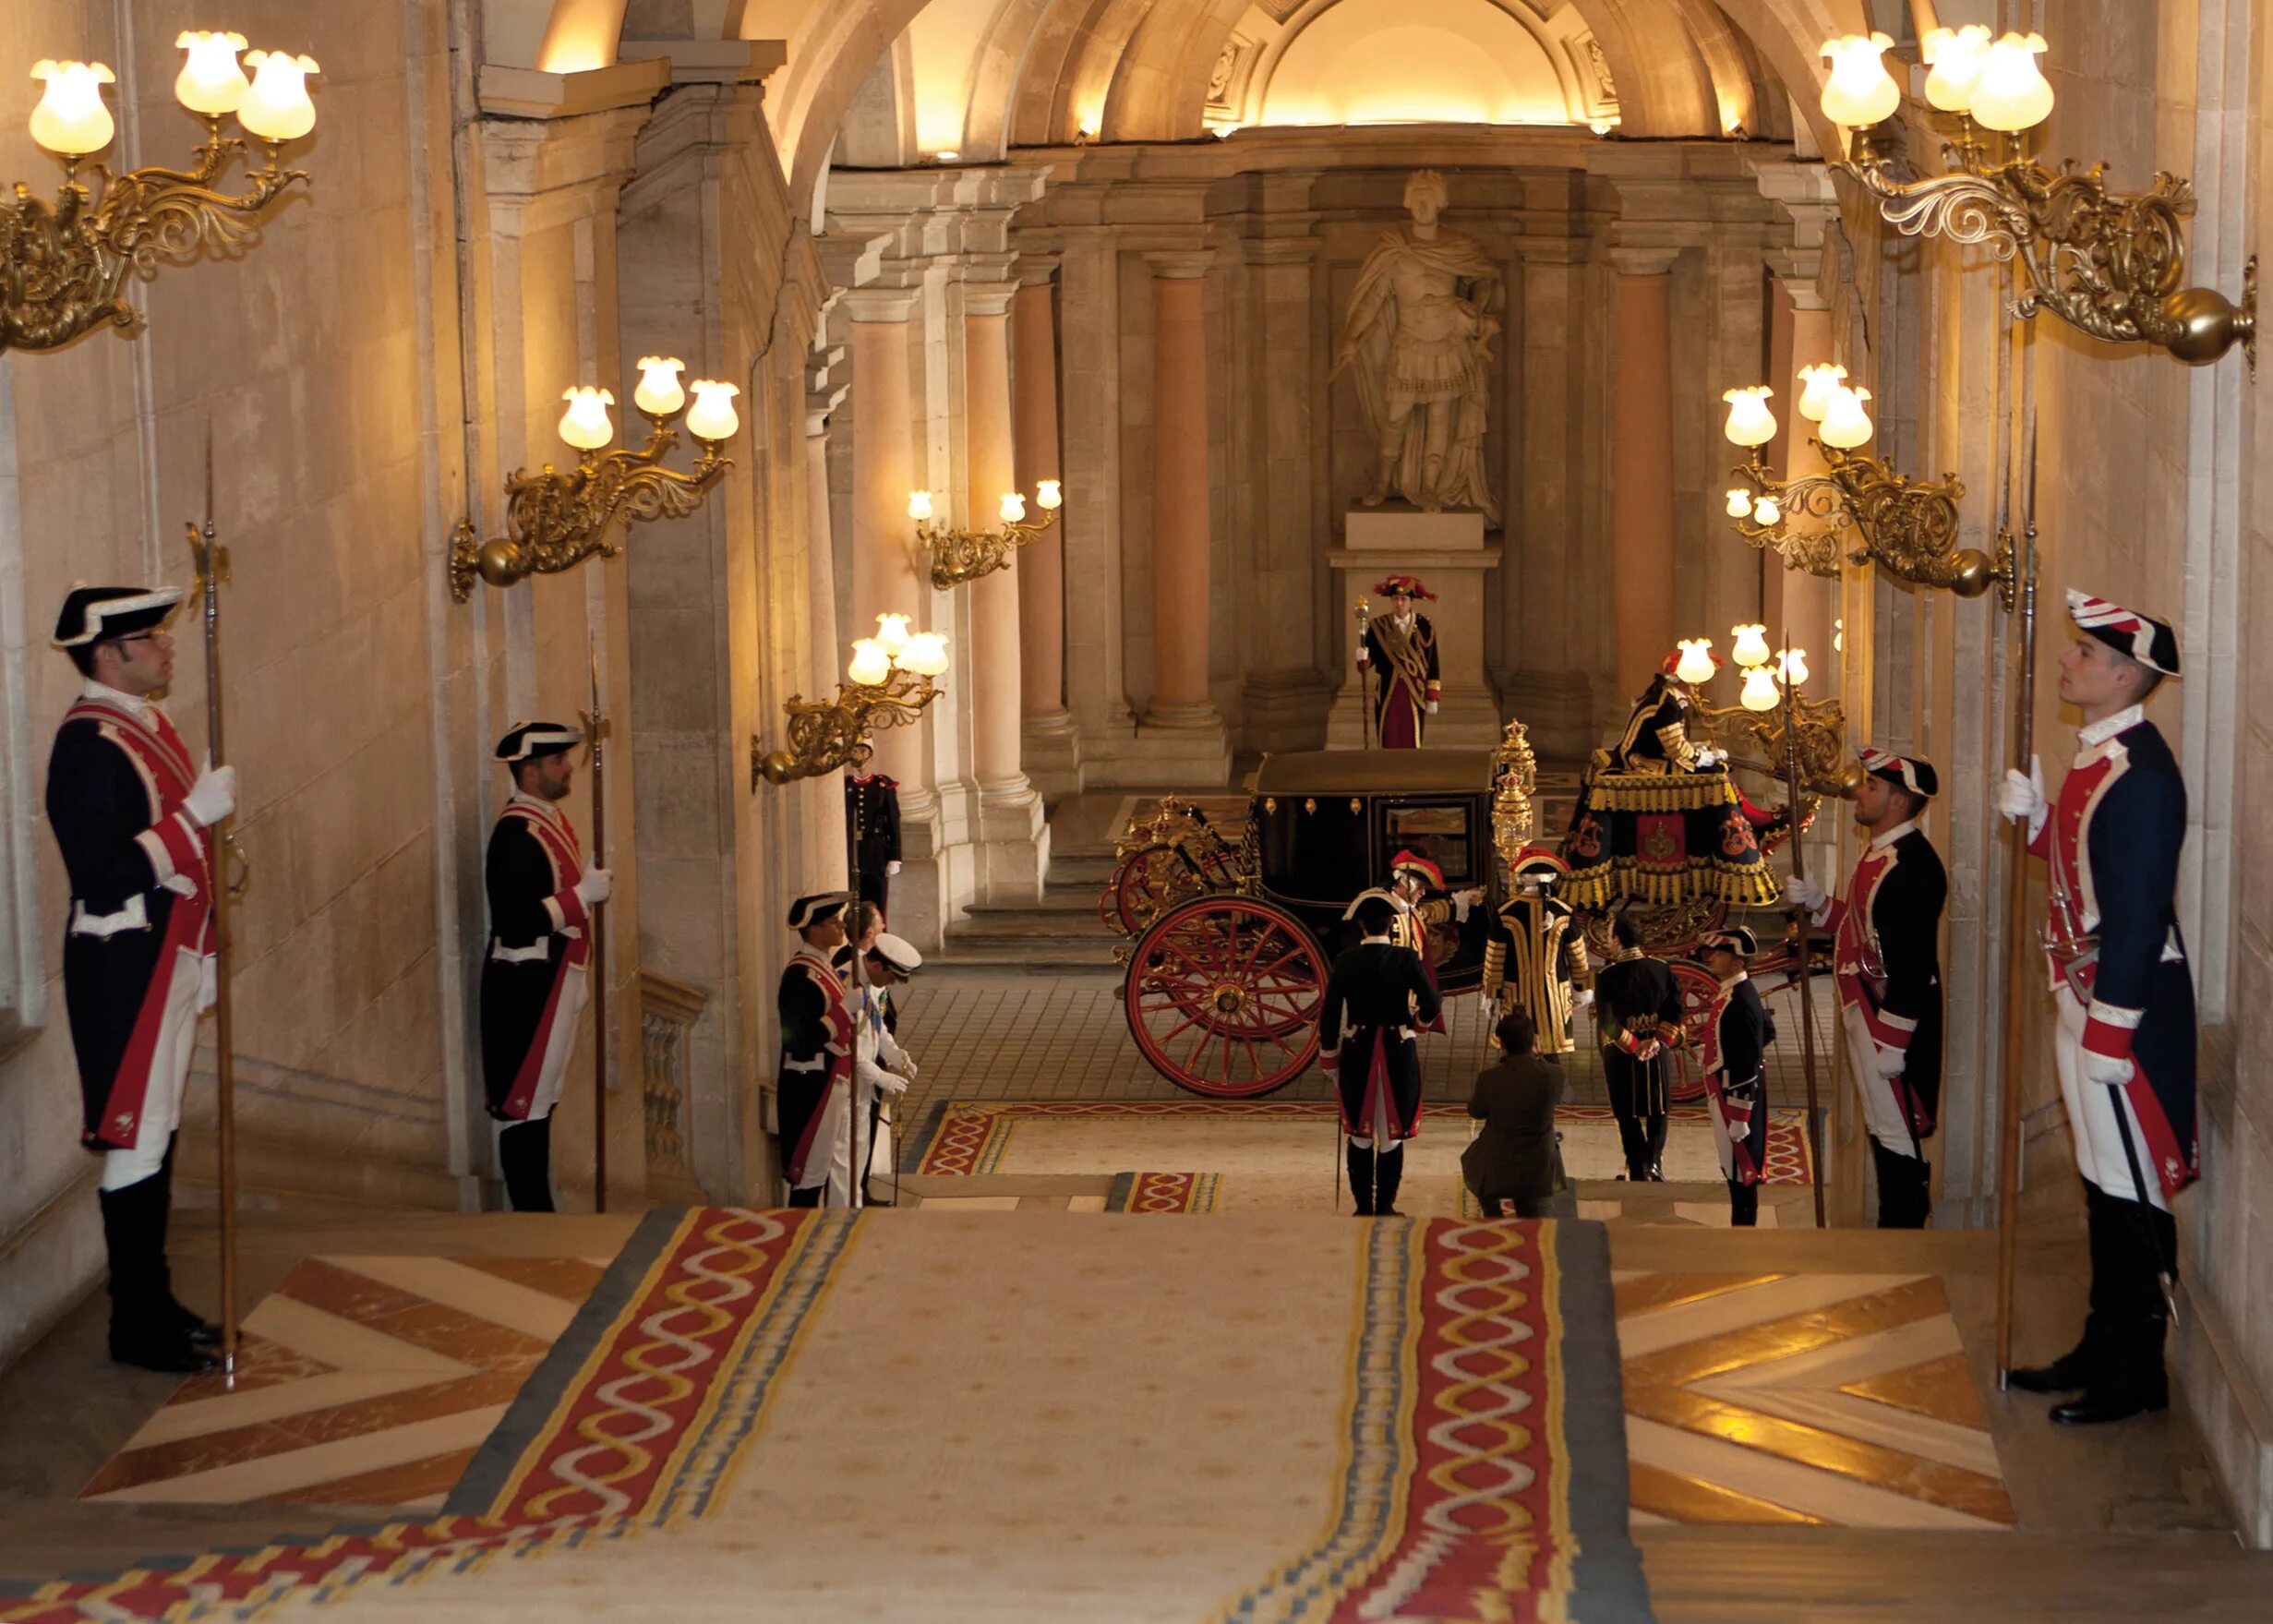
928, 944, 1125, 972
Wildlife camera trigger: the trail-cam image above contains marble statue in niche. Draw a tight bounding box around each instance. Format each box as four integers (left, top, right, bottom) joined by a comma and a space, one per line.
1333, 170, 1503, 522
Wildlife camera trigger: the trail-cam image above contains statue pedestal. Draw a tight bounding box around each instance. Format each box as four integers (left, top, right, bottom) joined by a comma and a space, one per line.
1326, 509, 1503, 750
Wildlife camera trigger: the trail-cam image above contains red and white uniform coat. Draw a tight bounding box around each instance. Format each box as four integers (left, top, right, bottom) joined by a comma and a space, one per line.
1813, 823, 1946, 1156
2029, 706, 2197, 1209
45, 685, 217, 1160
480, 793, 591, 1122
1699, 973, 1774, 1186
776, 946, 855, 1190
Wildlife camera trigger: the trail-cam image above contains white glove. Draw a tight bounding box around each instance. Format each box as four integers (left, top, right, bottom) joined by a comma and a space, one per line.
1997, 756, 2047, 824
575, 866, 613, 907
875, 1070, 909, 1096
1574, 988, 1595, 1012
1452, 886, 1485, 922
1426, 701, 1439, 715
198, 954, 220, 1013
183, 759, 236, 828
1356, 648, 1371, 666
1785, 876, 1829, 914
885, 860, 902, 876
1872, 1048, 1907, 1081
2084, 1050, 2133, 1088
1693, 746, 1725, 769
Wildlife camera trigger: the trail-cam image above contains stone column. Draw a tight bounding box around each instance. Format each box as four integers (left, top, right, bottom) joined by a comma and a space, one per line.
1610, 254, 1678, 704
964, 284, 1049, 896
1012, 266, 1081, 797
1138, 250, 1231, 782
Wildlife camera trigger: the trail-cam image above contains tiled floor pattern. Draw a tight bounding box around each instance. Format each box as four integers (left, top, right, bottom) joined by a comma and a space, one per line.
1615, 1270, 2015, 1529
78, 1256, 607, 1510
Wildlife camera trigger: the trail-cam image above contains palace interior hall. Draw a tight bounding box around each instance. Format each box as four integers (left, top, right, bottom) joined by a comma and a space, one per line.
2, 0, 2273, 1618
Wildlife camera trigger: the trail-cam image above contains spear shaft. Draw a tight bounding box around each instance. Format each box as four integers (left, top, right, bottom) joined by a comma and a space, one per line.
587, 645, 608, 1214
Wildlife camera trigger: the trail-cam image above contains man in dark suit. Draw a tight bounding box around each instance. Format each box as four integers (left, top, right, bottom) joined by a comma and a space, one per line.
1318, 890, 1442, 1214
47, 584, 236, 1373
1698, 927, 1775, 1228
2000, 590, 2196, 1426
1593, 913, 1684, 1182
1462, 1009, 1563, 1218
1787, 749, 1948, 1228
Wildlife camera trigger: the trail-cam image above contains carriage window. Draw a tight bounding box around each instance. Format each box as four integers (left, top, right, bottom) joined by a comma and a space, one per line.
1383, 804, 1472, 884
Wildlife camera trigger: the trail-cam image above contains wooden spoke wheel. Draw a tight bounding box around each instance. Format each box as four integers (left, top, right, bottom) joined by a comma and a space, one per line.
1125, 896, 1327, 1098
1110, 842, 1209, 938
1666, 958, 1721, 1104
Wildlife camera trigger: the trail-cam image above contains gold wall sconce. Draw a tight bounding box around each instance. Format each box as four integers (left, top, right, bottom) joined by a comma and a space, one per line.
450, 359, 738, 600
1820, 27, 2255, 372
911, 480, 1063, 588
2, 33, 319, 352
1687, 632, 1859, 801
1721, 373, 2011, 605
752, 613, 951, 787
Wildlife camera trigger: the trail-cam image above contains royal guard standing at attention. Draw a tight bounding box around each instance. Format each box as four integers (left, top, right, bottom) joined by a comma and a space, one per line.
47, 585, 235, 1373
1697, 927, 1776, 1227
482, 721, 610, 1212
1999, 591, 2196, 1426
1318, 890, 1443, 1215
1386, 848, 1481, 1031
778, 891, 857, 1206
1593, 913, 1684, 1183
844, 740, 903, 919
1787, 749, 1947, 1229
1357, 574, 1441, 748
1480, 848, 1592, 1055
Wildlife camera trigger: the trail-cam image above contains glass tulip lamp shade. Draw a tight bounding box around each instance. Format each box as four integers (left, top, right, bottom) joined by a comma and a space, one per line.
1036, 478, 1063, 511
1972, 32, 2053, 133
1739, 665, 1783, 712
896, 632, 951, 677
847, 638, 892, 688
1819, 386, 1875, 450
1722, 386, 1777, 449
1921, 24, 1992, 115
238, 50, 319, 142
558, 387, 616, 451
633, 356, 686, 418
29, 60, 116, 157
1674, 639, 1718, 685
1726, 488, 1754, 519
872, 613, 913, 660
999, 492, 1028, 524
1796, 363, 1846, 424
1754, 495, 1784, 526
685, 379, 739, 442
1819, 32, 1900, 128
907, 490, 935, 523
174, 32, 249, 117
1778, 647, 1810, 687
1730, 623, 1773, 669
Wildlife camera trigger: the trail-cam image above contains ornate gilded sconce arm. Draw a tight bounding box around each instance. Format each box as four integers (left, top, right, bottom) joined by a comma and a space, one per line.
910, 481, 1065, 589
752, 669, 941, 788
1694, 692, 1858, 801
1726, 441, 2001, 602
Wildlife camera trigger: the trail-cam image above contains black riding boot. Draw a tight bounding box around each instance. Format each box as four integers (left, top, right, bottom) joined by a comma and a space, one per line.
1727, 1178, 1759, 1228
156, 1136, 220, 1348
102, 1177, 215, 1374
1644, 1113, 1668, 1180
1613, 1113, 1651, 1182
1346, 1143, 1377, 1216
1870, 1137, 1933, 1230
1375, 1144, 1406, 1217
785, 1185, 824, 1208
499, 1117, 556, 1212
2012, 1185, 2123, 1392
2053, 1198, 2174, 1425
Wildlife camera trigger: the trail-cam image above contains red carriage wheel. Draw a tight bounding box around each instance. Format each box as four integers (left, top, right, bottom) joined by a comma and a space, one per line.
1112, 842, 1207, 937
1666, 959, 1721, 1104
1124, 895, 1327, 1098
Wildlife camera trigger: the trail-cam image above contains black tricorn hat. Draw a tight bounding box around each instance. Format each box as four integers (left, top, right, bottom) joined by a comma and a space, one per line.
2068, 589, 2180, 677
788, 890, 855, 931
1858, 748, 1938, 800
52, 584, 183, 648
494, 720, 583, 764
1701, 925, 1759, 957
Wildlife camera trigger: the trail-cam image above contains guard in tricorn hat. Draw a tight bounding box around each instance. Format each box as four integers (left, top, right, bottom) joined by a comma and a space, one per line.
483, 720, 609, 1211
1697, 927, 1775, 1227
1786, 749, 1948, 1229
1318, 890, 1442, 1215
1357, 574, 1440, 748
47, 584, 237, 1373
1999, 590, 2195, 1426
778, 891, 856, 1205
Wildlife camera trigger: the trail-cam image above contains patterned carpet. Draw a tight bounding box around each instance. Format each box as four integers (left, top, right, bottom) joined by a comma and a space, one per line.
3, 1209, 1655, 1623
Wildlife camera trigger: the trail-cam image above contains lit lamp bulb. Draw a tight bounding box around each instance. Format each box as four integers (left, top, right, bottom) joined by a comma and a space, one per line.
897, 631, 951, 677
1722, 386, 1777, 448
1739, 665, 1783, 712
237, 50, 319, 142
1731, 623, 1773, 669
908, 490, 934, 523
684, 379, 739, 441
1674, 639, 1718, 685
174, 31, 249, 117
1754, 496, 1783, 527
1972, 32, 2053, 133
633, 356, 685, 418
873, 613, 913, 657
29, 60, 115, 157
1036, 478, 1063, 511
1796, 363, 1846, 423
1834, 618, 1846, 654
1819, 385, 1875, 450
1921, 24, 1992, 114
1819, 32, 1900, 128
1726, 488, 1754, 519
558, 387, 616, 451
1778, 647, 1810, 686
999, 492, 1028, 524
847, 638, 892, 687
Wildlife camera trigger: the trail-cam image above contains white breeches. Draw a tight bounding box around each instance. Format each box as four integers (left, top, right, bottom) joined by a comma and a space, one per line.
529, 965, 588, 1123
102, 946, 204, 1191
2052, 984, 2170, 1213
1840, 1003, 1918, 1156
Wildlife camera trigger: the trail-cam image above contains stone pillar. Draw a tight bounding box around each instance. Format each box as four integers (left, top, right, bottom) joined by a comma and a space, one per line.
1138, 250, 1231, 782
1012, 268, 1080, 793
1610, 256, 1678, 704
964, 285, 1049, 896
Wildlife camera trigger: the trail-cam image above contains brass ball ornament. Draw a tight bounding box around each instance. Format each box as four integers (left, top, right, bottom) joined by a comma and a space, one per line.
476, 536, 524, 589
757, 749, 798, 786
2159, 285, 2256, 367
1945, 547, 1998, 599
